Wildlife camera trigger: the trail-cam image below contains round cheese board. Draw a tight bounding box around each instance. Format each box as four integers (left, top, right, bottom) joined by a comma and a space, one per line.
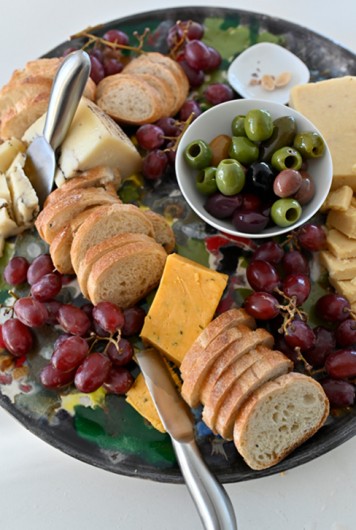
1, 6, 356, 484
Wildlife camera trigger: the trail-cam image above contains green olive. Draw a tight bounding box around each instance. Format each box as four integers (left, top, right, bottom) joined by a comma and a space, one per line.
231, 115, 246, 137
271, 198, 302, 227
244, 109, 273, 142
260, 115, 297, 161
271, 146, 303, 171
228, 136, 259, 165
293, 131, 325, 158
216, 159, 245, 196
184, 139, 212, 169
195, 166, 217, 195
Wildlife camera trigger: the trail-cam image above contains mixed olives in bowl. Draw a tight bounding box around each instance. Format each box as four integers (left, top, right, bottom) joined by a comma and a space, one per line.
175, 99, 332, 238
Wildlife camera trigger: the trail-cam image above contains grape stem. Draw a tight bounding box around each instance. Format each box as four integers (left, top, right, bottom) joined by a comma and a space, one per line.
274, 287, 308, 333
169, 20, 193, 59
163, 113, 195, 153
70, 26, 150, 54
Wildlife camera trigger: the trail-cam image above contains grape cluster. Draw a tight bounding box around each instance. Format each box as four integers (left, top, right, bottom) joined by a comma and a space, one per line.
242, 223, 356, 408
1, 253, 145, 395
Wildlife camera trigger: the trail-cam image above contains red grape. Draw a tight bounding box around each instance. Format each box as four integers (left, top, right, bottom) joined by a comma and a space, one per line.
57, 304, 91, 336
179, 99, 202, 121
2, 318, 33, 356
27, 254, 54, 285
177, 60, 205, 88
51, 336, 89, 373
45, 300, 63, 324
155, 117, 181, 137
92, 301, 125, 334
335, 319, 356, 347
31, 272, 62, 302
136, 124, 165, 150
102, 29, 129, 46
303, 326, 336, 367
3, 256, 29, 285
252, 241, 284, 264
89, 54, 105, 84
103, 367, 134, 394
282, 250, 309, 275
246, 260, 280, 293
177, 20, 204, 41
296, 223, 327, 251
0, 325, 5, 349
316, 293, 350, 322
142, 150, 168, 180
102, 57, 123, 76
285, 320, 316, 351
54, 333, 72, 349
74, 352, 111, 393
122, 306, 146, 336
205, 47, 222, 71
243, 291, 280, 320
282, 273, 311, 305
204, 83, 234, 105
107, 338, 134, 366
184, 39, 211, 70
14, 297, 48, 327
40, 364, 75, 389
320, 378, 355, 407
325, 349, 356, 379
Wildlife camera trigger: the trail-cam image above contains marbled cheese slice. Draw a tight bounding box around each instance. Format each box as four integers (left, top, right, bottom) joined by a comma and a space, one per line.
0, 198, 19, 237
6, 152, 39, 226
140, 254, 228, 365
0, 137, 26, 173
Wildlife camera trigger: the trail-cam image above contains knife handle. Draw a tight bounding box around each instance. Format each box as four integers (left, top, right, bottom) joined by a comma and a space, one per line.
172, 438, 238, 530
43, 50, 91, 150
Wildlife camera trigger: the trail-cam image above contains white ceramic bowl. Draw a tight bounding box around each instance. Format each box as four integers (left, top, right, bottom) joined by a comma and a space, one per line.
175, 99, 333, 239
227, 42, 310, 105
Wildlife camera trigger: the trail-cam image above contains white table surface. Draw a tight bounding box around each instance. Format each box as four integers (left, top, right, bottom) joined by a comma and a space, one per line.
1, 1, 356, 529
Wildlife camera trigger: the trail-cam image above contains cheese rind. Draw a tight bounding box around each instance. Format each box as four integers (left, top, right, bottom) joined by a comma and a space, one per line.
290, 76, 356, 189
22, 98, 142, 186
140, 254, 228, 365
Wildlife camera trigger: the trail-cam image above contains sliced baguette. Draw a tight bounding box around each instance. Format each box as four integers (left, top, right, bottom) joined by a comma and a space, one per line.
70, 203, 155, 274
233, 372, 330, 470
86, 238, 167, 308
96, 73, 162, 125
134, 74, 176, 118
214, 348, 293, 440
44, 166, 122, 208
181, 325, 252, 408
201, 327, 274, 404
143, 210, 176, 253
180, 308, 256, 380
35, 186, 120, 244
77, 232, 154, 299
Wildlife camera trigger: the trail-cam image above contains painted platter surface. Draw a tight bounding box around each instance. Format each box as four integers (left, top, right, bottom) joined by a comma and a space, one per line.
1, 6, 356, 484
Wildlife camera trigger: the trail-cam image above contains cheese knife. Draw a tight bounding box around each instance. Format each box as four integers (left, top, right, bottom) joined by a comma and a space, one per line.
135, 348, 238, 530
24, 50, 91, 207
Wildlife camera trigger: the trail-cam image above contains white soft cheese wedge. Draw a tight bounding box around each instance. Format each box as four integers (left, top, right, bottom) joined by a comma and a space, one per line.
23, 97, 142, 187
0, 137, 26, 173
0, 198, 20, 237
6, 152, 39, 226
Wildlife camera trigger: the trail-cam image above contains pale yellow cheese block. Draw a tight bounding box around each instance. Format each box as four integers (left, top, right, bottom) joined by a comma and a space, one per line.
320, 185, 353, 213
289, 76, 356, 189
23, 98, 142, 186
327, 208, 356, 238
140, 254, 228, 365
326, 228, 356, 259
320, 250, 356, 280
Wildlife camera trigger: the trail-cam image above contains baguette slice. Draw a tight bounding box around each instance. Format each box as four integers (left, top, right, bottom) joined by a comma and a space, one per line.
201, 327, 274, 404
44, 166, 121, 208
143, 210, 176, 253
233, 372, 330, 470
35, 186, 120, 244
70, 202, 155, 274
181, 324, 251, 407
180, 308, 256, 380
214, 349, 293, 440
96, 73, 162, 125
77, 232, 154, 299
87, 238, 167, 308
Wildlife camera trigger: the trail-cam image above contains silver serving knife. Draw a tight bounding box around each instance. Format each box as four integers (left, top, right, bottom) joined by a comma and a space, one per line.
135, 348, 238, 530
24, 50, 91, 207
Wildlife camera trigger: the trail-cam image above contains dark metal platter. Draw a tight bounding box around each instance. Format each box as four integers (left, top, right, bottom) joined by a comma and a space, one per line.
1, 6, 356, 484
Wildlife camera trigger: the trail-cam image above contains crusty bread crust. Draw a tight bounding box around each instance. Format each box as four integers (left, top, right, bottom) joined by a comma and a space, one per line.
180, 308, 256, 380
233, 372, 330, 470
143, 210, 176, 253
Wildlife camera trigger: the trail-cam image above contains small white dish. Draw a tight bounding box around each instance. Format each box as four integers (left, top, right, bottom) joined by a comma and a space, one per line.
227, 42, 310, 104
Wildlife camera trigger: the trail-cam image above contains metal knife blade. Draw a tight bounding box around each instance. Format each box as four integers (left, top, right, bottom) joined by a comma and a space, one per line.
24, 50, 90, 208
135, 348, 238, 530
